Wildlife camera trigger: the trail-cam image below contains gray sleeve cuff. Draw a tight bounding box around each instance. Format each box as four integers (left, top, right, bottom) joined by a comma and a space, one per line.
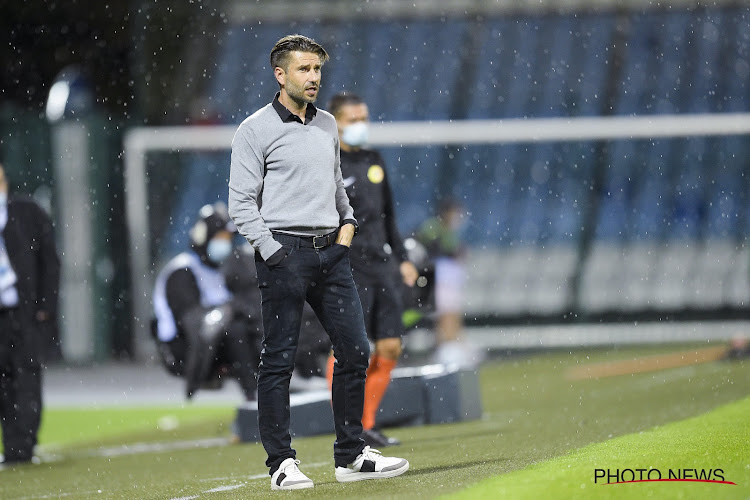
258, 238, 283, 261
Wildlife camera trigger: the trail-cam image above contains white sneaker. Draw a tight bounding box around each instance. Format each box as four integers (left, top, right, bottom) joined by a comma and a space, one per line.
270, 458, 314, 490
335, 446, 409, 482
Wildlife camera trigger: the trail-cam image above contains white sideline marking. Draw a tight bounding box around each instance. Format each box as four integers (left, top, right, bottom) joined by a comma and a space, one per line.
18, 491, 104, 499
93, 437, 230, 458
204, 485, 245, 493
33, 440, 331, 500
172, 461, 330, 499
39, 437, 231, 462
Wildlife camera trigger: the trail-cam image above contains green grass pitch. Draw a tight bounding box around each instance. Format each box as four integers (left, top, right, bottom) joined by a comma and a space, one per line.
1, 343, 747, 499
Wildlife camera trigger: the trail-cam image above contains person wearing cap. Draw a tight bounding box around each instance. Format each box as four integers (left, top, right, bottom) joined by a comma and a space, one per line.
228, 34, 408, 490
152, 202, 260, 401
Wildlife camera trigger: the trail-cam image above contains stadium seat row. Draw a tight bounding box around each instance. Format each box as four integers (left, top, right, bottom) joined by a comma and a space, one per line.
156, 7, 750, 315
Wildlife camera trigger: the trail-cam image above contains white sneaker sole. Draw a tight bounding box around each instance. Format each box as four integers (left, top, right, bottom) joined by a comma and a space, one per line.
271, 481, 314, 490
335, 461, 409, 483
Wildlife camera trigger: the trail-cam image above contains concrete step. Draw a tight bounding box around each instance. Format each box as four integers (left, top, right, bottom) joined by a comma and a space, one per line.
233, 365, 483, 442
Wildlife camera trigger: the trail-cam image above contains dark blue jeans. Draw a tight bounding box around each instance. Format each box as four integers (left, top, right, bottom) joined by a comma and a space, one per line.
254, 236, 369, 473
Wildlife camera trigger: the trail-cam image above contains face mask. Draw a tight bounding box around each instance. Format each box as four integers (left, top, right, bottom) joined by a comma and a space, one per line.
206, 238, 232, 263
0, 192, 6, 206
342, 122, 369, 147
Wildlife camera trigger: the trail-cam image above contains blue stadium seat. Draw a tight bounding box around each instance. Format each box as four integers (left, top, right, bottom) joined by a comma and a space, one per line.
594, 160, 630, 242
155, 8, 750, 314
160, 152, 231, 258
211, 23, 284, 122
464, 18, 517, 119
381, 146, 441, 236
449, 146, 505, 246
663, 11, 726, 240
545, 15, 613, 244
318, 20, 372, 98
320, 20, 397, 115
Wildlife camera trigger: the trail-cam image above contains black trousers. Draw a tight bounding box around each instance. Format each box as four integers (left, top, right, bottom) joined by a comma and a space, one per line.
0, 309, 42, 463
255, 236, 369, 473
221, 319, 261, 399
351, 261, 405, 341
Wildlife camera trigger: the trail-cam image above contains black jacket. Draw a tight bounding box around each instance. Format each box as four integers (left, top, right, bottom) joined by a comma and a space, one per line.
340, 148, 408, 268
2, 195, 60, 365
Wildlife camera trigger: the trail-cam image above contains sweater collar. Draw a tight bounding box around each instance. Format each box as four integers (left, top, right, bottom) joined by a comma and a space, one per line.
272, 92, 317, 124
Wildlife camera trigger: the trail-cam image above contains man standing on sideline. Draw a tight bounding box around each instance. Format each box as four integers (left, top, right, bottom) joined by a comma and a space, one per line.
228, 34, 409, 491
326, 92, 419, 447
0, 164, 59, 467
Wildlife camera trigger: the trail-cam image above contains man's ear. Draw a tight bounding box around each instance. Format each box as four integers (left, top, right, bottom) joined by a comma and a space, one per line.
274, 66, 285, 87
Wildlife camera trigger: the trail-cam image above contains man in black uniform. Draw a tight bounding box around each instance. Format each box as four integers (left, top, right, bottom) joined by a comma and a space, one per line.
0, 164, 60, 467
152, 203, 260, 401
326, 93, 418, 447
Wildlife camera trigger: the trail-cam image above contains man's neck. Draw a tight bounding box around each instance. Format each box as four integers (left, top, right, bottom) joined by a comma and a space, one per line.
278, 91, 307, 123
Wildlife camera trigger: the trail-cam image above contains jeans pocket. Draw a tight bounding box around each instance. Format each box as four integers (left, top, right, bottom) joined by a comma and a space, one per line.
268, 244, 295, 268
330, 243, 350, 263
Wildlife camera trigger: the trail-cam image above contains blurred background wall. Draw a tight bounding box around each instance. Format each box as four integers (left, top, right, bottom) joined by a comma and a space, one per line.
1, 0, 749, 362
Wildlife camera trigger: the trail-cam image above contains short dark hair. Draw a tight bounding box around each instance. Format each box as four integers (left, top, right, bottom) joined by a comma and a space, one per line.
269, 34, 329, 71
327, 92, 365, 118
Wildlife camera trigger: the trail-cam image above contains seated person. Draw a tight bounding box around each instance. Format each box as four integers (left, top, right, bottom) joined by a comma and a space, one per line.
152, 202, 260, 400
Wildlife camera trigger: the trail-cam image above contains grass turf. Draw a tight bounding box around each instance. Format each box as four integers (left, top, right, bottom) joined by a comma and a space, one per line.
37, 406, 235, 450
449, 395, 750, 499
0, 343, 747, 499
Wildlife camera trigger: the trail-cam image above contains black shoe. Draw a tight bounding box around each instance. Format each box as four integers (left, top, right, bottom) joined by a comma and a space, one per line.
362, 428, 401, 447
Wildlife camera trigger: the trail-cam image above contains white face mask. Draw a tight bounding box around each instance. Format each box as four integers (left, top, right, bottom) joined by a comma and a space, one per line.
342, 122, 369, 147
0, 191, 6, 206
206, 238, 232, 263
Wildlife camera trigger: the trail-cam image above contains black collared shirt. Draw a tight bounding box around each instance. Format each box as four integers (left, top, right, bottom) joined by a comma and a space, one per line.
272, 92, 317, 124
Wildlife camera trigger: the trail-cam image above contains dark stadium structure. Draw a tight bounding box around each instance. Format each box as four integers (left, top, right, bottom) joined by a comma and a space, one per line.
157, 6, 750, 325
3, 2, 750, 359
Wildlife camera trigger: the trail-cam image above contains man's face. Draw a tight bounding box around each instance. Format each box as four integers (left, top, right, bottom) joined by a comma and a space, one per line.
335, 102, 369, 136
276, 51, 322, 105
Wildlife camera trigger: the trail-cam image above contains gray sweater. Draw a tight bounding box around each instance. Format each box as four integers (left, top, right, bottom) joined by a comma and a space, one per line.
228, 100, 355, 260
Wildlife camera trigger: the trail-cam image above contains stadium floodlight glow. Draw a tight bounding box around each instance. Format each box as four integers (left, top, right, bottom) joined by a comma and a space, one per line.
123, 112, 750, 359
45, 81, 70, 123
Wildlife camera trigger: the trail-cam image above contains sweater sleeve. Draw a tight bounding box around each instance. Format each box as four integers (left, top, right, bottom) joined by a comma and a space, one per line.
228, 124, 283, 260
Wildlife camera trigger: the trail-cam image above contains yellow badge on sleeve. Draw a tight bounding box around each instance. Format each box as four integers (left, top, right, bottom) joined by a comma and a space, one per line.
368, 165, 385, 184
